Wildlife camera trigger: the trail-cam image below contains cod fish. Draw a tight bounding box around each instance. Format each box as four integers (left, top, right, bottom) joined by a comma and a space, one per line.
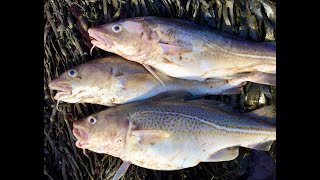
48, 56, 269, 106
88, 16, 276, 86
72, 92, 276, 180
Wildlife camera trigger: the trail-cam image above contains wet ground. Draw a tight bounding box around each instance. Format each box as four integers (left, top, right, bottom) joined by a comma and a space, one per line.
44, 0, 276, 179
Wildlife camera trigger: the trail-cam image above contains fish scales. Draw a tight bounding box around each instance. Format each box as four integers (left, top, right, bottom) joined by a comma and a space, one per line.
130, 101, 275, 134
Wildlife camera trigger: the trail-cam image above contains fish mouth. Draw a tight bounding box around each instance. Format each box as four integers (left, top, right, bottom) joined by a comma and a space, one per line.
72, 127, 89, 149
88, 28, 114, 49
48, 79, 72, 100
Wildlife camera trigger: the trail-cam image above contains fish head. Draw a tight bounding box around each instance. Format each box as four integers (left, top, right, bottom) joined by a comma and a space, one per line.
88, 18, 157, 59
48, 61, 113, 103
72, 109, 129, 155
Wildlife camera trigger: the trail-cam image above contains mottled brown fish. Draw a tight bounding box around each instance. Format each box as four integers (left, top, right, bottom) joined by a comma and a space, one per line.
72, 93, 276, 180
88, 16, 276, 86
48, 56, 269, 106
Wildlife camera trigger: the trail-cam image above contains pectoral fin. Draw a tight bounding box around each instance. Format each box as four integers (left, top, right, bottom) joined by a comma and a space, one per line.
112, 161, 131, 180
203, 147, 239, 162
159, 43, 192, 55
142, 64, 165, 86
131, 130, 170, 145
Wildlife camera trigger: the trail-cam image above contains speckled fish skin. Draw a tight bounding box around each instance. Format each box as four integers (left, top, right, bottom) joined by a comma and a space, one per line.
48, 56, 260, 106
72, 94, 276, 172
88, 16, 276, 84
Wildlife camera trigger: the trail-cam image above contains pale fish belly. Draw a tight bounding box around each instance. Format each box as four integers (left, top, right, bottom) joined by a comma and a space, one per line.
150, 49, 244, 81
152, 55, 207, 81
123, 137, 208, 170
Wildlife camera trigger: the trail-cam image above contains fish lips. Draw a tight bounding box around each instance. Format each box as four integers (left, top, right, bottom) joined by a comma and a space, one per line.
88, 28, 114, 49
72, 127, 89, 148
48, 80, 72, 100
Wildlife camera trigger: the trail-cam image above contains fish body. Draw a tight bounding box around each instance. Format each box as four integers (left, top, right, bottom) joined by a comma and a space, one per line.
48, 56, 265, 106
73, 94, 276, 176
88, 17, 276, 85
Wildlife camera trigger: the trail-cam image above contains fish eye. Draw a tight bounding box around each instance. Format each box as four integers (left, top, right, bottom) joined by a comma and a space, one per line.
88, 117, 97, 125
68, 69, 78, 77
112, 24, 122, 33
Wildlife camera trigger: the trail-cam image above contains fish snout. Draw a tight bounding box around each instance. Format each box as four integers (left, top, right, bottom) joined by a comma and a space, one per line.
88, 27, 114, 49
48, 78, 72, 100
72, 119, 88, 129
48, 78, 59, 89
72, 127, 88, 140
48, 77, 70, 90
72, 121, 90, 148
88, 25, 106, 35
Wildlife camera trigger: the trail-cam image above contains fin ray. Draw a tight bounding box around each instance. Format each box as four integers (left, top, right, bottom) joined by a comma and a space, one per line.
142, 64, 166, 86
